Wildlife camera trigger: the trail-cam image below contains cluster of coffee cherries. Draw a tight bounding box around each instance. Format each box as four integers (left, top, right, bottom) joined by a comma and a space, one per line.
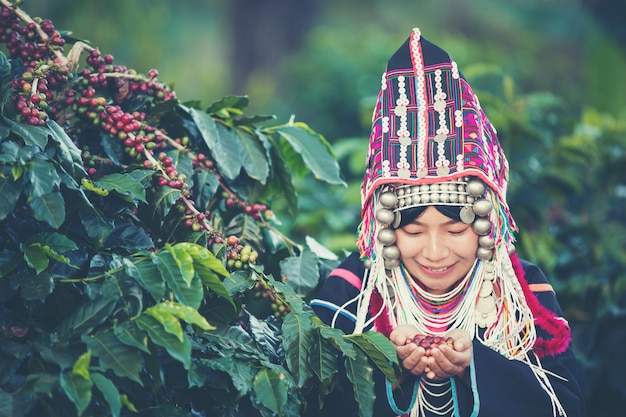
252, 279, 291, 319
225, 235, 259, 271
411, 334, 455, 356
182, 207, 210, 233
223, 193, 272, 222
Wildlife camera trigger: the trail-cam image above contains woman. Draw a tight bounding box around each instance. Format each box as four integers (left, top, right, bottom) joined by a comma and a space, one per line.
311, 28, 586, 417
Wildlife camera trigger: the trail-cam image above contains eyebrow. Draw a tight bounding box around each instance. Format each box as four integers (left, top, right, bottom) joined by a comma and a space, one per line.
409, 218, 461, 227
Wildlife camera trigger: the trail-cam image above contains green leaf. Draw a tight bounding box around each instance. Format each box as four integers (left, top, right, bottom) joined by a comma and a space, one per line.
79, 208, 114, 250
164, 243, 194, 286
252, 368, 289, 415
279, 248, 320, 298
91, 373, 122, 417
113, 321, 150, 353
309, 329, 340, 382
29, 191, 65, 229
206, 95, 249, 114
186, 107, 243, 180
344, 348, 375, 417
60, 371, 92, 416
124, 257, 165, 302
152, 249, 203, 308
315, 321, 357, 359
55, 296, 117, 340
47, 120, 85, 177
135, 314, 191, 370
82, 330, 143, 384
266, 141, 298, 217
59, 351, 93, 416
28, 158, 60, 198
20, 244, 49, 274
237, 129, 269, 183
147, 301, 215, 330
17, 271, 54, 301
0, 175, 21, 221
173, 242, 234, 310
277, 124, 345, 185
282, 309, 315, 387
3, 117, 49, 149
345, 331, 398, 382
192, 168, 219, 211
144, 307, 184, 342
146, 185, 180, 228
95, 172, 148, 203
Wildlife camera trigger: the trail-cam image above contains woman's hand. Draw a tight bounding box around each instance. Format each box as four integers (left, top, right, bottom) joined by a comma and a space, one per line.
389, 325, 430, 376
423, 328, 472, 384
389, 326, 472, 384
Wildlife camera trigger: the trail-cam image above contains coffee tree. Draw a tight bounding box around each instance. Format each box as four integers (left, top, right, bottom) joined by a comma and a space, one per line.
0, 2, 399, 416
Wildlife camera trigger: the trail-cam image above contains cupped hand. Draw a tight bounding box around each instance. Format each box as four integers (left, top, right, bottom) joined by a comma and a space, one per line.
389, 326, 472, 382
389, 324, 430, 376
423, 328, 472, 382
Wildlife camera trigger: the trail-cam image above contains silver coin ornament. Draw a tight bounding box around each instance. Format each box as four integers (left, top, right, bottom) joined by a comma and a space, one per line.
377, 228, 397, 245
460, 206, 476, 224
472, 199, 492, 217
467, 179, 486, 198
472, 218, 492, 236
375, 208, 395, 225
477, 247, 493, 261
382, 245, 400, 260
478, 235, 495, 249
379, 192, 398, 209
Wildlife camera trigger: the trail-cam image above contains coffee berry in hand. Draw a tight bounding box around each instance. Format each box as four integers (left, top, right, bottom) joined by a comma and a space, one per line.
410, 334, 455, 356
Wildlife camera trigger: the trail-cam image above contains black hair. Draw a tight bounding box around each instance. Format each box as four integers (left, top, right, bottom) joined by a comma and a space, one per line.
397, 205, 463, 228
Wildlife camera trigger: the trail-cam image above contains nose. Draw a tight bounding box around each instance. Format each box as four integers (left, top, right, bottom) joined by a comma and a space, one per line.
422, 233, 449, 262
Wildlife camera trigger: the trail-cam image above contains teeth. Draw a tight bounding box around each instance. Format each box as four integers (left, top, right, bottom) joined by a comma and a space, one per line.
427, 266, 448, 273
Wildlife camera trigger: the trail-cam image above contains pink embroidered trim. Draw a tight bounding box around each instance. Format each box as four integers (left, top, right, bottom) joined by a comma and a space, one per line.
330, 268, 363, 290
510, 253, 571, 357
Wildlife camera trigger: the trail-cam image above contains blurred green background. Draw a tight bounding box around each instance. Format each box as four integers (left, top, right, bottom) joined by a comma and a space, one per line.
19, 0, 626, 415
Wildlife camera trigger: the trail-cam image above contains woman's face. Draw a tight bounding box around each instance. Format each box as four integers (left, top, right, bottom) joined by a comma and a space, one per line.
395, 206, 479, 295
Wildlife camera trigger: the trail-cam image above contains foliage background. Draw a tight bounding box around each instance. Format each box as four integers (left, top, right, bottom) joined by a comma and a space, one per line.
8, 0, 626, 415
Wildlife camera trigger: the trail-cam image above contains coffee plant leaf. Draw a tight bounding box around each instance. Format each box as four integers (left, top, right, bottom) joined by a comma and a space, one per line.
60, 352, 93, 416
47, 120, 85, 177
3, 117, 48, 149
91, 373, 122, 417
184, 106, 243, 180
308, 327, 340, 382
344, 348, 375, 417
236, 128, 270, 183
265, 142, 298, 217
279, 247, 320, 298
315, 321, 358, 359
345, 331, 399, 383
281, 309, 315, 388
54, 296, 117, 341
113, 321, 150, 353
252, 367, 290, 415
82, 330, 143, 384
28, 158, 60, 198
276, 124, 346, 186
94, 172, 148, 203
191, 168, 219, 211
103, 220, 154, 251
205, 94, 249, 115
151, 249, 203, 309
29, 191, 65, 229
147, 301, 215, 330
135, 314, 192, 370
16, 271, 54, 301
0, 50, 9, 83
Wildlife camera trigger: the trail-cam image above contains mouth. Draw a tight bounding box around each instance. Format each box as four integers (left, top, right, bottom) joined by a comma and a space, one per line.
425, 266, 450, 273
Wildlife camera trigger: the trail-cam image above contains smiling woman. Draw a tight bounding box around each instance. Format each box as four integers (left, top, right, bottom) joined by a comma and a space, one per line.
310, 28, 587, 417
